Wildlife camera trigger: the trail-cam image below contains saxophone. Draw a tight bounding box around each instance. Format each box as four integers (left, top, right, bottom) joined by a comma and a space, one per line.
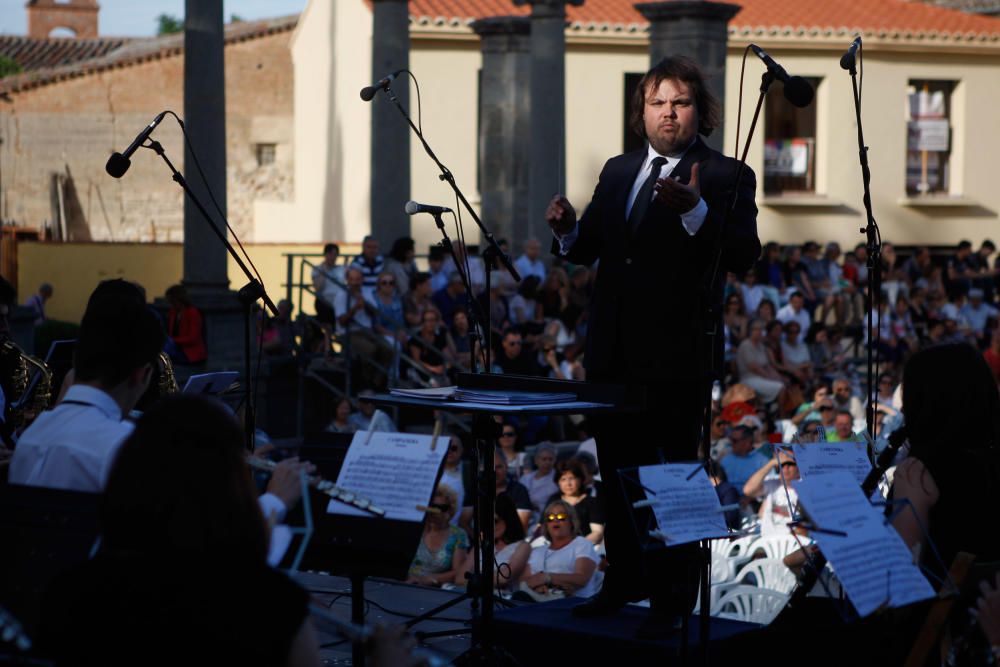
157, 352, 179, 396
0, 339, 52, 431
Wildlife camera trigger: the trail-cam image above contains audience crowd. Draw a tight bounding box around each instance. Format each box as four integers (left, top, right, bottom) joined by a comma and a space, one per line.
2, 233, 1000, 661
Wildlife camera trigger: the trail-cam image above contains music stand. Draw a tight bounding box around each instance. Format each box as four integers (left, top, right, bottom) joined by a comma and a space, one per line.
375, 373, 632, 661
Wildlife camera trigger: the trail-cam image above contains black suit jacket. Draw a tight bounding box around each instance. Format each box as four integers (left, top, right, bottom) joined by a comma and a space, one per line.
553, 138, 760, 383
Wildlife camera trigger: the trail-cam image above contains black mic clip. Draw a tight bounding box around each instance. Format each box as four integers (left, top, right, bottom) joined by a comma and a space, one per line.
360, 70, 402, 102
840, 36, 862, 73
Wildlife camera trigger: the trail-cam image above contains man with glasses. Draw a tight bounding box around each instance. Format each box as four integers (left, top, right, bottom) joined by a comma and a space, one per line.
495, 328, 544, 376
719, 424, 769, 491
831, 378, 865, 423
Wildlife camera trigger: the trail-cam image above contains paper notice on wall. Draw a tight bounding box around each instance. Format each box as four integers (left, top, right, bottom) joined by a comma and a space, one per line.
764, 138, 811, 176
794, 472, 934, 617
909, 89, 946, 119
907, 119, 950, 152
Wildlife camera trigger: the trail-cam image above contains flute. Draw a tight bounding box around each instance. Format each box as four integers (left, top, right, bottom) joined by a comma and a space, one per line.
247, 456, 386, 517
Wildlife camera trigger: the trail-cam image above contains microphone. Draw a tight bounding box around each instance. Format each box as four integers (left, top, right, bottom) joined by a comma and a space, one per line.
360, 70, 402, 102
105, 111, 168, 178
749, 44, 814, 108
840, 36, 862, 71
405, 200, 452, 216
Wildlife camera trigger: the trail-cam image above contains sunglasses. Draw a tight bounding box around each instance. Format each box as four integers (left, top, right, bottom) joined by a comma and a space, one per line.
780, 461, 798, 469
545, 513, 569, 523
819, 406, 833, 411
501, 431, 516, 437
448, 445, 459, 453
379, 280, 395, 285
430, 502, 451, 513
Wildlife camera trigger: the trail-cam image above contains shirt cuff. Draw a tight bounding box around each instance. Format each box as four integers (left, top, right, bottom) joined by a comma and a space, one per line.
258, 492, 288, 524
553, 223, 580, 256
680, 198, 708, 236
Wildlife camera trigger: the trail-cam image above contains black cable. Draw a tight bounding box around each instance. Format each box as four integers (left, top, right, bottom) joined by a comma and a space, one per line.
734, 45, 752, 158
400, 69, 423, 135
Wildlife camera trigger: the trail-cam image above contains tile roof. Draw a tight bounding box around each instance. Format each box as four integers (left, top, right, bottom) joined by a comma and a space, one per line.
0, 35, 131, 72
407, 0, 1000, 38
0, 14, 298, 95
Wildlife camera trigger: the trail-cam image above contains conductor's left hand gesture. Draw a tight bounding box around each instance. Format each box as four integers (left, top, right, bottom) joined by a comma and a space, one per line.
654, 162, 701, 214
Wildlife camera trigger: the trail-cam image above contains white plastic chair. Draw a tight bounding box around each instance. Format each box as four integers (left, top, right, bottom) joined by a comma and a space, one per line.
752, 535, 801, 560
730, 558, 797, 594
712, 585, 789, 625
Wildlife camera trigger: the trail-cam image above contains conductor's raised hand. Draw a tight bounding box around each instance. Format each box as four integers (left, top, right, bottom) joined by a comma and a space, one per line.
546, 195, 577, 236
655, 161, 701, 214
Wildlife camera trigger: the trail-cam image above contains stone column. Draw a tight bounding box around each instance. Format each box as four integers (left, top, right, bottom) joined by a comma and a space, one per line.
514, 0, 582, 242
370, 0, 410, 249
180, 0, 243, 369
183, 0, 228, 294
635, 1, 740, 153
472, 17, 531, 245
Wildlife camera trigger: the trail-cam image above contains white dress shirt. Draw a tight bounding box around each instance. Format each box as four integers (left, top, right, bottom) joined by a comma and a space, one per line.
9, 384, 133, 493
557, 144, 708, 255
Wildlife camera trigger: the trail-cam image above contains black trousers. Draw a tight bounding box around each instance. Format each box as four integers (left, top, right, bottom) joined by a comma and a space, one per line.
589, 378, 706, 615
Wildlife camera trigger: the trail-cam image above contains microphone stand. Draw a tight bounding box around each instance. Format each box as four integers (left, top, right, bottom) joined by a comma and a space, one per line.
143, 139, 277, 452
844, 53, 882, 441
777, 44, 885, 616
695, 69, 777, 667
372, 82, 510, 660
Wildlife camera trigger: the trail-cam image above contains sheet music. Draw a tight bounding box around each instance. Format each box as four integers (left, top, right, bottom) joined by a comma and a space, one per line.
637, 464, 732, 546
794, 472, 934, 617
793, 441, 881, 501
328, 431, 447, 522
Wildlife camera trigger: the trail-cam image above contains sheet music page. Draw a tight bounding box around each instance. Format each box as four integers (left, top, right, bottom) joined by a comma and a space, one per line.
328, 431, 447, 522
793, 441, 872, 485
637, 464, 731, 546
794, 472, 935, 617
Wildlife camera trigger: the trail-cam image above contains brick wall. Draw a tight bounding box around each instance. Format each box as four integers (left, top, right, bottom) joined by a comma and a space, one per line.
0, 28, 294, 242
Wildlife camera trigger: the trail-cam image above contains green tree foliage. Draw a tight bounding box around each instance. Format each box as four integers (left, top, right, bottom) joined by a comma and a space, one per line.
156, 13, 183, 35
0, 56, 23, 79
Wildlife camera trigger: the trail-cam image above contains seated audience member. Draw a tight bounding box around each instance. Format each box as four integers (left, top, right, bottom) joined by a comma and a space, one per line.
831, 377, 865, 423
548, 459, 605, 544
39, 396, 319, 666
521, 443, 559, 514
371, 271, 407, 345
826, 409, 857, 442
780, 321, 813, 381
407, 485, 470, 587
335, 266, 394, 389
462, 495, 530, 593
324, 396, 356, 434
705, 460, 741, 530
719, 424, 769, 491
406, 308, 454, 386
735, 320, 786, 406
347, 391, 396, 432
164, 284, 207, 365
494, 327, 544, 376
521, 501, 600, 599
439, 435, 474, 527
492, 448, 532, 532
497, 421, 527, 480
10, 280, 163, 491
403, 272, 435, 328
985, 327, 1000, 382
755, 450, 802, 536
384, 236, 417, 298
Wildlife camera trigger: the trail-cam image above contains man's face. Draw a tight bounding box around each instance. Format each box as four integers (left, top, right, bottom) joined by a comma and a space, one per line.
777, 452, 800, 482
429, 257, 443, 272
790, 295, 804, 311
347, 270, 363, 291
502, 334, 523, 359
730, 429, 752, 455
833, 381, 851, 404
359, 400, 375, 417
363, 238, 379, 260
494, 453, 508, 487
835, 414, 853, 439
524, 239, 541, 260
643, 78, 699, 156
325, 248, 339, 266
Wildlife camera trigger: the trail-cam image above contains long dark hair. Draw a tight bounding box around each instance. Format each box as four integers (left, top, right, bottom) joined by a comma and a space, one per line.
903, 343, 1000, 481
629, 55, 721, 140
494, 494, 525, 544
100, 396, 268, 564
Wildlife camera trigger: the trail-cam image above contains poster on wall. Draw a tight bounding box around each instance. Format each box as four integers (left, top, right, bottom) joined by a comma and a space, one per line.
764, 138, 811, 176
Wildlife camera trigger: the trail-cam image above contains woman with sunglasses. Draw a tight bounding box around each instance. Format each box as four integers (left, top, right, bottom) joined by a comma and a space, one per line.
547, 459, 606, 544
497, 421, 526, 481
407, 485, 469, 587
521, 500, 599, 599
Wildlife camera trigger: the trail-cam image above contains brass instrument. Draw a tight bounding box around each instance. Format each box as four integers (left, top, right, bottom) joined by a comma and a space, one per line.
157, 352, 179, 396
0, 339, 52, 432
246, 455, 386, 517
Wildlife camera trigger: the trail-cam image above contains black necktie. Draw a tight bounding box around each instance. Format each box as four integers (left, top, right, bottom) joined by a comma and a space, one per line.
627, 156, 667, 231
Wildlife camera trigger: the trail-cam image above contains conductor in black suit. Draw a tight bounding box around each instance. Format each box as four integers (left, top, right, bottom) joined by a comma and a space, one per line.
546, 56, 761, 634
